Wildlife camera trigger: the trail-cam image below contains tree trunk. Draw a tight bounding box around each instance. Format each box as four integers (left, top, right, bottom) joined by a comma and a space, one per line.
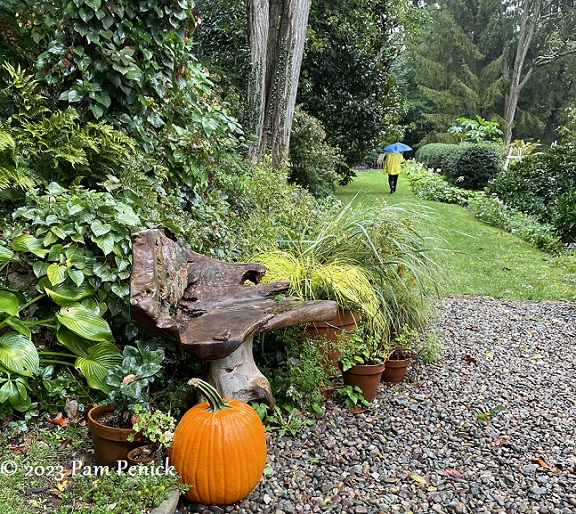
247, 0, 311, 167
503, 0, 542, 146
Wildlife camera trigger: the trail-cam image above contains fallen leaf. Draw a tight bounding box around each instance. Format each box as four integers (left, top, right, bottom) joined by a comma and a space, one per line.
108, 503, 118, 510
121, 374, 137, 385
460, 368, 470, 375
408, 471, 428, 485
462, 355, 477, 364
486, 352, 494, 359
532, 458, 562, 472
56, 479, 71, 492
444, 469, 462, 477
531, 354, 543, 360
49, 412, 69, 427
492, 437, 508, 446
476, 405, 507, 421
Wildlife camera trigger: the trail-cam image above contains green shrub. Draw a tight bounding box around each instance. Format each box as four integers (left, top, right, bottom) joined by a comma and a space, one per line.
0, 182, 146, 416
489, 145, 576, 242
467, 195, 564, 254
414, 143, 464, 176
288, 107, 344, 197
405, 160, 481, 205
449, 143, 504, 190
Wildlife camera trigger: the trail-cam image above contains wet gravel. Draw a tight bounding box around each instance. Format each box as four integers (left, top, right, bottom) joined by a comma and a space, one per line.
183, 297, 576, 514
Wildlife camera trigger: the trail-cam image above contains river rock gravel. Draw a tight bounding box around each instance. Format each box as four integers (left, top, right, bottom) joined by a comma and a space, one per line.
181, 297, 576, 514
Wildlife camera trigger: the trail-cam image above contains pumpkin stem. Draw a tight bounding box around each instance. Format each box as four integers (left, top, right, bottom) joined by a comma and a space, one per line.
187, 378, 231, 412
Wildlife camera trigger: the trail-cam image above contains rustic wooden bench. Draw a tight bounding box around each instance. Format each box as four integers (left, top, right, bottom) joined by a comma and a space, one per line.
129, 227, 337, 407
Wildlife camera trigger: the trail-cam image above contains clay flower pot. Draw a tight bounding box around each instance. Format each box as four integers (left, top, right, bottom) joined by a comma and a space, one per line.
381, 357, 410, 383
341, 362, 385, 402
306, 310, 361, 370
87, 405, 142, 467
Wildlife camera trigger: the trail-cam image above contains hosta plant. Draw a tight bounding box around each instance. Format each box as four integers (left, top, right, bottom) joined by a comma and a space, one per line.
0, 181, 146, 415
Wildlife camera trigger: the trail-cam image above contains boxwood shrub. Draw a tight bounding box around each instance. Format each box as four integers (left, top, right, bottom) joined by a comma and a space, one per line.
451, 143, 504, 190
415, 143, 464, 178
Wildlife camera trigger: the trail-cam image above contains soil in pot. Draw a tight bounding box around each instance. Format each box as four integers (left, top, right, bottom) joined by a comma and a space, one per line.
341, 362, 385, 402
87, 405, 143, 467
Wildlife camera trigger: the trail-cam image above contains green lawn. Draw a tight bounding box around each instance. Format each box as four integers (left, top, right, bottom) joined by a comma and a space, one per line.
336, 169, 575, 301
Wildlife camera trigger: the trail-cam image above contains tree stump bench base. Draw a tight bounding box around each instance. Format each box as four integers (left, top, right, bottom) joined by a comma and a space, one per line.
129, 227, 337, 407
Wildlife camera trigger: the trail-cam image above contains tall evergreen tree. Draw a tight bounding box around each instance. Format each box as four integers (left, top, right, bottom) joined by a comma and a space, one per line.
406, 0, 576, 146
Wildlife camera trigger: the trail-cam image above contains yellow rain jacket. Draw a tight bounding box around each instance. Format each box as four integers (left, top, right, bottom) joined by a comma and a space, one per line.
383, 152, 404, 175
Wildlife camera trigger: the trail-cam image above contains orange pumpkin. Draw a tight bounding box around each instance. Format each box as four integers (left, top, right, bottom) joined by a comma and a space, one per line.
170, 378, 267, 505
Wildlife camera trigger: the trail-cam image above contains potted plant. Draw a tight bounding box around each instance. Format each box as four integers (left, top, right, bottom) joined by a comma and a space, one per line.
126, 405, 177, 465
381, 324, 419, 383
87, 342, 165, 467
337, 321, 389, 402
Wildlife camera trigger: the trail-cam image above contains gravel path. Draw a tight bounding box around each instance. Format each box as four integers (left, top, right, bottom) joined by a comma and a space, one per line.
184, 297, 576, 514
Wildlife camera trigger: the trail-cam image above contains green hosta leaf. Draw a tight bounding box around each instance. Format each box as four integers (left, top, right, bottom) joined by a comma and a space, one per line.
3, 318, 31, 339
47, 263, 68, 286
12, 234, 49, 257
44, 283, 95, 305
56, 325, 94, 357
0, 245, 15, 262
75, 342, 121, 392
57, 304, 114, 342
0, 291, 20, 316
0, 333, 39, 376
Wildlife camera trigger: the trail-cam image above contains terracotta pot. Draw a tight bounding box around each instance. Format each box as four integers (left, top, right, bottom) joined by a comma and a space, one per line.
87, 405, 142, 467
381, 357, 410, 383
305, 310, 361, 369
341, 362, 385, 402
126, 444, 163, 466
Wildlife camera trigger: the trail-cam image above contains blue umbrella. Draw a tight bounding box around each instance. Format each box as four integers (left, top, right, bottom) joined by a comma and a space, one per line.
384, 142, 412, 152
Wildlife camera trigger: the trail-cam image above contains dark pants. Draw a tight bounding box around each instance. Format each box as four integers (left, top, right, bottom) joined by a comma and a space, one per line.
388, 174, 398, 193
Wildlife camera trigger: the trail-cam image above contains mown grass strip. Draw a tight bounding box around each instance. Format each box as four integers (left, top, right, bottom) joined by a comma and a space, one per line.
336, 168, 575, 301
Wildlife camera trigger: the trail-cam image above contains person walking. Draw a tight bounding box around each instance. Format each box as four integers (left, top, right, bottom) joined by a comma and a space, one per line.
383, 151, 404, 193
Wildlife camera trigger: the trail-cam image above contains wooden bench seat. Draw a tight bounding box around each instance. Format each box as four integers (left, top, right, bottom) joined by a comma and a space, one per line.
129, 227, 337, 407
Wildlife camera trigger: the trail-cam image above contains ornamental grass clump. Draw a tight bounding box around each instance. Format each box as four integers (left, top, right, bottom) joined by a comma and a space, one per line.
254, 200, 442, 343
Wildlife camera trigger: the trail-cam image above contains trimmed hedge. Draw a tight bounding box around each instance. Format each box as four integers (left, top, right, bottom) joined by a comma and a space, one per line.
449, 144, 505, 190
415, 143, 464, 177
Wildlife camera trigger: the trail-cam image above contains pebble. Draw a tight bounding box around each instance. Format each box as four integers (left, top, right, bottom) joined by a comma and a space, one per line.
181, 298, 576, 514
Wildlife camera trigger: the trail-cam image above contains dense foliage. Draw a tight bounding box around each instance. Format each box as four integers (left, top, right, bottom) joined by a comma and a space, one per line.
415, 143, 464, 175
489, 145, 576, 243
288, 107, 344, 197
404, 0, 576, 146
299, 0, 421, 173
450, 144, 504, 190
